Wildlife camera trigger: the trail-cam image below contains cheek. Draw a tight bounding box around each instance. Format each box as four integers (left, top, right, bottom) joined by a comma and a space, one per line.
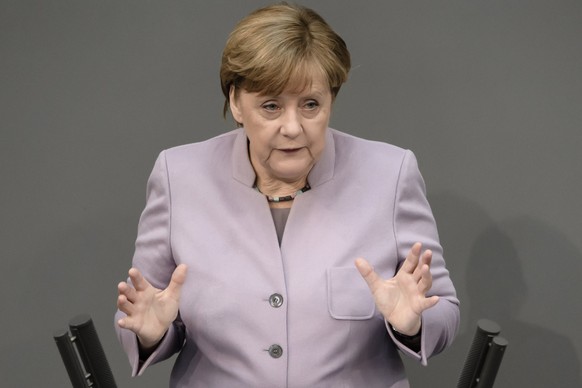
308, 116, 329, 144
246, 123, 276, 157
305, 126, 327, 160
314, 131, 327, 154
250, 138, 271, 158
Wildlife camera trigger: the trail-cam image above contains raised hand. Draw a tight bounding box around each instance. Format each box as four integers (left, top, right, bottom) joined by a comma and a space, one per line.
355, 242, 439, 336
117, 264, 187, 349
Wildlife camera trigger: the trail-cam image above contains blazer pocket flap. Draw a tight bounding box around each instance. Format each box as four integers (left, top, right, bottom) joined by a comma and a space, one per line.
327, 267, 375, 320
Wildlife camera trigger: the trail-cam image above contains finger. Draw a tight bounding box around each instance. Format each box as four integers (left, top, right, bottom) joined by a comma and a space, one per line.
165, 264, 188, 300
412, 250, 432, 281
117, 294, 135, 316
355, 258, 383, 291
418, 264, 434, 294
399, 242, 422, 274
117, 310, 145, 334
117, 281, 137, 303
117, 317, 128, 329
422, 250, 433, 267
117, 315, 137, 332
128, 267, 150, 291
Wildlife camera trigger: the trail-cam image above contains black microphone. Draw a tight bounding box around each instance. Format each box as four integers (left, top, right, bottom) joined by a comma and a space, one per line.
54, 328, 90, 387
477, 336, 509, 388
457, 319, 507, 388
54, 314, 117, 388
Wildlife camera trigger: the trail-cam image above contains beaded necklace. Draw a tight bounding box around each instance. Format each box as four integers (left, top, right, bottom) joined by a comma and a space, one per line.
254, 183, 311, 203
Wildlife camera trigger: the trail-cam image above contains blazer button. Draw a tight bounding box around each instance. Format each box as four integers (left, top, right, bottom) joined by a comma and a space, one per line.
268, 344, 283, 358
269, 293, 284, 308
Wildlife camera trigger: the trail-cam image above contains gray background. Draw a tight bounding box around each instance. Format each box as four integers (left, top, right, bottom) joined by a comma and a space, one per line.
1, 0, 581, 386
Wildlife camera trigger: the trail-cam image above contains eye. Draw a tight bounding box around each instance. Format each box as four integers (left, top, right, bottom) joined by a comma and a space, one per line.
261, 102, 280, 112
303, 100, 319, 110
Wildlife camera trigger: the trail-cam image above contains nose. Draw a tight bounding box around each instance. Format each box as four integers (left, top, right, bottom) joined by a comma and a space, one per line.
280, 109, 302, 138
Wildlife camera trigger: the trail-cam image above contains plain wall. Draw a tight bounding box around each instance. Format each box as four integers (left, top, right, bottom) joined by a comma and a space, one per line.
1, 1, 581, 386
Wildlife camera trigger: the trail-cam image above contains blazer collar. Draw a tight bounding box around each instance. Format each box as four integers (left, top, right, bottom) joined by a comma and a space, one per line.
232, 127, 335, 188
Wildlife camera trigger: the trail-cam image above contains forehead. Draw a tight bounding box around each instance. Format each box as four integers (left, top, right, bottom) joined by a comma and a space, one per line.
263, 68, 330, 97
239, 58, 331, 97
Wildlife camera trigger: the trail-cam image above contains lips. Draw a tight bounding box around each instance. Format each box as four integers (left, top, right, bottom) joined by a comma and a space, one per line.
278, 147, 304, 154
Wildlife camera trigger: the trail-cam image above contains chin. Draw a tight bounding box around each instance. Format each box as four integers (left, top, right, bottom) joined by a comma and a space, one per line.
270, 164, 312, 183
263, 152, 317, 181
272, 172, 308, 183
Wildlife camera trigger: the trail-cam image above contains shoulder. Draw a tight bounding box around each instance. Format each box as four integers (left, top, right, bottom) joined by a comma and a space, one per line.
162, 129, 239, 162
149, 129, 241, 177
329, 128, 411, 168
145, 129, 240, 183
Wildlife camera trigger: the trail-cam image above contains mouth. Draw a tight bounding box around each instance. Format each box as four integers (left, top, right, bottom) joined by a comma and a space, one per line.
278, 147, 303, 154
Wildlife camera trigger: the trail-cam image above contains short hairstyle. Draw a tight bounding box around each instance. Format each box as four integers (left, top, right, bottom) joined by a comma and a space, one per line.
220, 2, 351, 117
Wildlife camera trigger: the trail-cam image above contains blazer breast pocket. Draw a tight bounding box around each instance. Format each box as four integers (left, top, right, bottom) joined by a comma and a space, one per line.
327, 267, 376, 320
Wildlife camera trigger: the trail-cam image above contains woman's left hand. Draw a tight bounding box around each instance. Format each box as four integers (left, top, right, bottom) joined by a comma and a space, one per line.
355, 242, 439, 336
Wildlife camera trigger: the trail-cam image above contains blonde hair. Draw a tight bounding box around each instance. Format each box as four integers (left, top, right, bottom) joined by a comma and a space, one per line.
220, 2, 351, 117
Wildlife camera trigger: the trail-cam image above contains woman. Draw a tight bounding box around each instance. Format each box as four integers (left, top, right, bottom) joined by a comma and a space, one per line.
115, 3, 459, 387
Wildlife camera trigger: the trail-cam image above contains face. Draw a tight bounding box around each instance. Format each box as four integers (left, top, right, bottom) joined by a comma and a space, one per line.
230, 72, 332, 185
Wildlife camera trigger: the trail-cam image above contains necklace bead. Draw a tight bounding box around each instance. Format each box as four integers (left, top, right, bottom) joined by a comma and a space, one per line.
254, 183, 311, 202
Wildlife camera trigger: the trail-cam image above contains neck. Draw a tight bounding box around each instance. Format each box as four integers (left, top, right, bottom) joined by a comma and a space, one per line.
254, 176, 311, 209
255, 177, 308, 198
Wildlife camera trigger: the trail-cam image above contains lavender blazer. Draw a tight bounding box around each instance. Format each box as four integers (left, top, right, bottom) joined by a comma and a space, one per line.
115, 128, 460, 388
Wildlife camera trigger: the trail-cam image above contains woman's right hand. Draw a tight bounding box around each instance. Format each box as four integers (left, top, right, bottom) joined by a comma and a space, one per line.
116, 264, 188, 349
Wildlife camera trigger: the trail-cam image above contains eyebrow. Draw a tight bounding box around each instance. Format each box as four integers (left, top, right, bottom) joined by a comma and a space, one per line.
305, 88, 326, 98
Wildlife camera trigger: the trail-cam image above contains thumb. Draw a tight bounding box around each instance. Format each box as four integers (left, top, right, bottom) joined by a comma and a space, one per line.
166, 264, 188, 298
420, 295, 440, 311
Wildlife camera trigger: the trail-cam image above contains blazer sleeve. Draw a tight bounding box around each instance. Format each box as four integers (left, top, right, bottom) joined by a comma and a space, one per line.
387, 150, 460, 366
114, 151, 187, 376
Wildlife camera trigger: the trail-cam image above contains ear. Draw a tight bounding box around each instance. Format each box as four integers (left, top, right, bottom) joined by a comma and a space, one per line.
229, 85, 243, 125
